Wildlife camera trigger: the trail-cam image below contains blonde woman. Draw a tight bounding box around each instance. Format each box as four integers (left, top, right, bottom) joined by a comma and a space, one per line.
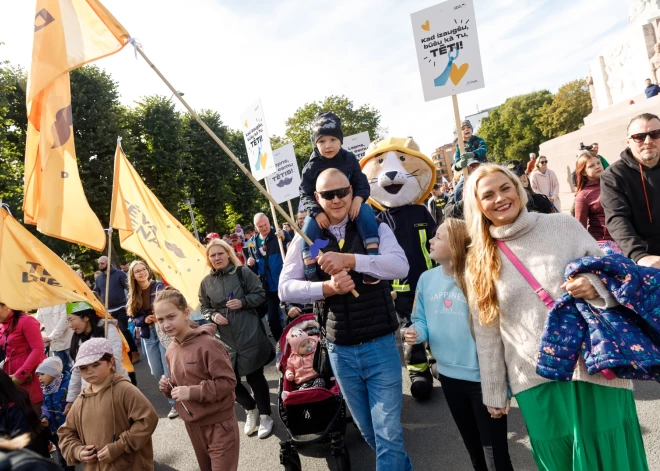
463, 164, 647, 471
529, 156, 561, 211
126, 261, 178, 419
198, 239, 274, 439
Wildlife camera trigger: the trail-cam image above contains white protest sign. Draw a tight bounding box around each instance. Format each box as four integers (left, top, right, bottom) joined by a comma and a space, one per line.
266, 143, 301, 204
343, 132, 371, 160
240, 99, 276, 181
411, 0, 485, 102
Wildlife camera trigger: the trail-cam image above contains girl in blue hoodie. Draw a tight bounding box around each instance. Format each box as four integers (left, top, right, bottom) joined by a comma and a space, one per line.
404, 218, 513, 471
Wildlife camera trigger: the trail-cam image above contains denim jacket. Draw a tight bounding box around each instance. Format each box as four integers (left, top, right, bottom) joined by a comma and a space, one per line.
132, 281, 165, 339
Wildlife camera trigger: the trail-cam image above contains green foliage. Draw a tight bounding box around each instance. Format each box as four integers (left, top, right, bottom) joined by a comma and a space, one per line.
479, 90, 553, 163
535, 79, 592, 139
1, 62, 383, 271
284, 95, 383, 169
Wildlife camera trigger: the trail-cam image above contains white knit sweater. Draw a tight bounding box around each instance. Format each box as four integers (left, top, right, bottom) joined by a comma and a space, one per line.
472, 210, 632, 408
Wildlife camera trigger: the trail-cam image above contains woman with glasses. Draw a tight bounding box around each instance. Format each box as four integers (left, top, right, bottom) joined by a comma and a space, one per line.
199, 239, 275, 439
574, 152, 621, 255
126, 261, 179, 419
529, 156, 561, 212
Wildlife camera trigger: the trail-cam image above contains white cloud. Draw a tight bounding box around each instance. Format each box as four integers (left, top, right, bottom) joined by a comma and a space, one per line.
0, 0, 629, 158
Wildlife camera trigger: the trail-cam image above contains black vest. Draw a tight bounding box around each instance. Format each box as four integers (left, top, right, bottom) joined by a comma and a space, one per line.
317, 222, 398, 345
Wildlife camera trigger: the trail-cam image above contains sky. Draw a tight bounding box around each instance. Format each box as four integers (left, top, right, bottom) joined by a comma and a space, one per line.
0, 0, 630, 158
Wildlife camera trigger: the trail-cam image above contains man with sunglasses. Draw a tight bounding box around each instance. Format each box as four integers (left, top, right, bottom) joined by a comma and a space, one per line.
601, 113, 660, 268
279, 168, 413, 470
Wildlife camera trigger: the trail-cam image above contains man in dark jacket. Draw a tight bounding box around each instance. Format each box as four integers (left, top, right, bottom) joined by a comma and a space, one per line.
246, 214, 291, 342
601, 113, 660, 268
94, 256, 138, 361
279, 168, 412, 470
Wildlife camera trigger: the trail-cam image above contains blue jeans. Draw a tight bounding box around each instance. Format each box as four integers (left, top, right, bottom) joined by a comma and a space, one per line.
327, 333, 413, 471
142, 325, 174, 406
53, 349, 71, 374
301, 203, 380, 259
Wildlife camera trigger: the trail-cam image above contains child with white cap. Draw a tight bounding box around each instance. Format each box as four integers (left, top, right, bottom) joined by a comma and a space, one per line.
36, 356, 73, 470
58, 338, 158, 470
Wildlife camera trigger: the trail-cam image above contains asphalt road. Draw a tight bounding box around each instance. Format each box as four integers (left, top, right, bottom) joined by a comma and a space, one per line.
131, 327, 660, 471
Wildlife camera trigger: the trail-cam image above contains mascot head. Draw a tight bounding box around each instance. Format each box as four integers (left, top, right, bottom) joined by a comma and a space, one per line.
360, 137, 436, 210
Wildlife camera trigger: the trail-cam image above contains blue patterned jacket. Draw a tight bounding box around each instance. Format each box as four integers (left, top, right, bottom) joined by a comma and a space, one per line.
40, 371, 70, 435
537, 254, 660, 382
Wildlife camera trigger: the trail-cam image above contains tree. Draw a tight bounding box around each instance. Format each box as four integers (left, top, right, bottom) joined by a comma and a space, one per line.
284, 95, 383, 169
536, 79, 592, 139
123, 96, 186, 215
0, 60, 26, 213
479, 90, 553, 163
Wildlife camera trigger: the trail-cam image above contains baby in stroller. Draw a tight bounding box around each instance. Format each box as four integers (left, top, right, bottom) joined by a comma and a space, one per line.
285, 328, 327, 391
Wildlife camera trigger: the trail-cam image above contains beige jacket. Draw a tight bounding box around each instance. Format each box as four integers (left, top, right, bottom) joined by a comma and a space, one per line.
58, 374, 158, 470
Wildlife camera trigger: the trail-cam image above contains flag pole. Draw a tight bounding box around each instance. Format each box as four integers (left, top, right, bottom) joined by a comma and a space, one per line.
265, 180, 286, 259
103, 228, 113, 338
287, 200, 295, 222
134, 44, 359, 297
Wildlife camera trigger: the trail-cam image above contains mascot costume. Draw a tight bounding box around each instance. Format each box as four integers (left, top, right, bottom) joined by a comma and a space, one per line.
360, 137, 437, 400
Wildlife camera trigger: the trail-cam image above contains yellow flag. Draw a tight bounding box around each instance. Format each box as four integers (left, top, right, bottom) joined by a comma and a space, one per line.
110, 144, 208, 309
0, 207, 105, 315
24, 0, 130, 251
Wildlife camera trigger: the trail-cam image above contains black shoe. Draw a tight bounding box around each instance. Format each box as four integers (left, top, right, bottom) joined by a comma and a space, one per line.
410, 372, 433, 400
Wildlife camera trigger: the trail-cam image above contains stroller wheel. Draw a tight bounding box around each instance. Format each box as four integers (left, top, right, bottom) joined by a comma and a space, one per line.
330, 432, 351, 471
334, 450, 351, 471
280, 440, 302, 471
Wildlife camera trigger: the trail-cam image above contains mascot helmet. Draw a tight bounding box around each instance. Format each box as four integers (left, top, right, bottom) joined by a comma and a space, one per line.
360, 137, 436, 210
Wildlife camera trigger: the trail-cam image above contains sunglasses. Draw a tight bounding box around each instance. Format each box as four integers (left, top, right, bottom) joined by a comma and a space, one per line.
629, 130, 660, 143
539, 160, 548, 164
318, 186, 351, 200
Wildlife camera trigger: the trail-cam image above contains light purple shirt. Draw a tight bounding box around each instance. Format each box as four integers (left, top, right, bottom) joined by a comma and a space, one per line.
278, 216, 409, 304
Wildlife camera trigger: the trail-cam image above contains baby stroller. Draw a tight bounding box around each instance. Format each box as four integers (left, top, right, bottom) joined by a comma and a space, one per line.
277, 314, 352, 471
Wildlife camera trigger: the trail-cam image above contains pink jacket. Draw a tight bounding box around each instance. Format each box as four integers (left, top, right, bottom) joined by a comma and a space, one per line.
285, 351, 318, 385
0, 312, 46, 404
530, 168, 561, 211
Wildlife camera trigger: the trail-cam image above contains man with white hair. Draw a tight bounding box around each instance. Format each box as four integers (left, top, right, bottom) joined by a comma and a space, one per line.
246, 213, 290, 341
94, 255, 139, 362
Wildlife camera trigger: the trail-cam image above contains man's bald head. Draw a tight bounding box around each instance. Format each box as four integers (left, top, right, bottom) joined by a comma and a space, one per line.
316, 168, 349, 192
98, 256, 108, 264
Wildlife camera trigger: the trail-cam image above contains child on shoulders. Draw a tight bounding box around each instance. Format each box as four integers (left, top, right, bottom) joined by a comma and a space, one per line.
299, 112, 380, 284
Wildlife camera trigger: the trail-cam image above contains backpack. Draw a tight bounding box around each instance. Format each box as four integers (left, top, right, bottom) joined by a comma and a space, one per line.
236, 266, 268, 318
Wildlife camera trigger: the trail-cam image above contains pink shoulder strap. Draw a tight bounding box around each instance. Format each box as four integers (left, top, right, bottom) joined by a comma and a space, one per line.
495, 240, 554, 308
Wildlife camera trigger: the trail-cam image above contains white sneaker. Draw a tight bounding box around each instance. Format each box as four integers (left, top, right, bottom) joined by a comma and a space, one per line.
258, 414, 274, 439
244, 408, 259, 436
167, 406, 179, 419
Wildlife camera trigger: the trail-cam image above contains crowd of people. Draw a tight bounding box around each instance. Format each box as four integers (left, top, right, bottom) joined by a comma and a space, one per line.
1, 111, 659, 471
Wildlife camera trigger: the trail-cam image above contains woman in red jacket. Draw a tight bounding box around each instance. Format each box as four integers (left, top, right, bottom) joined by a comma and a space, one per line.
0, 302, 46, 414
574, 151, 622, 255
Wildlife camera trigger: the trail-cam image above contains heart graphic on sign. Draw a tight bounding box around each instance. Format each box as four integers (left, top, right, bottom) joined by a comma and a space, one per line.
260, 151, 268, 170
450, 63, 469, 85
244, 120, 248, 127
421, 20, 430, 31
444, 299, 453, 308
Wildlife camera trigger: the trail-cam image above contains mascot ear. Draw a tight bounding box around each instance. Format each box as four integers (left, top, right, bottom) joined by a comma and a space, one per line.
404, 137, 421, 153
366, 140, 381, 154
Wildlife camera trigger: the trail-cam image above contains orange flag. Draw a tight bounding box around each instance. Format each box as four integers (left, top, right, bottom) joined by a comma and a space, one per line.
23, 0, 130, 251
110, 143, 208, 309
0, 207, 105, 315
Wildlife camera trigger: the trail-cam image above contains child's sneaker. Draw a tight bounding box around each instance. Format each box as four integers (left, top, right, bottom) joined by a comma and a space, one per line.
48, 441, 56, 454
258, 414, 274, 439
167, 406, 179, 419
244, 408, 259, 436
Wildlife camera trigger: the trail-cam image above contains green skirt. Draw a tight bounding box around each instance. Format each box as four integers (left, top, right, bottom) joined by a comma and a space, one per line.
516, 381, 648, 471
